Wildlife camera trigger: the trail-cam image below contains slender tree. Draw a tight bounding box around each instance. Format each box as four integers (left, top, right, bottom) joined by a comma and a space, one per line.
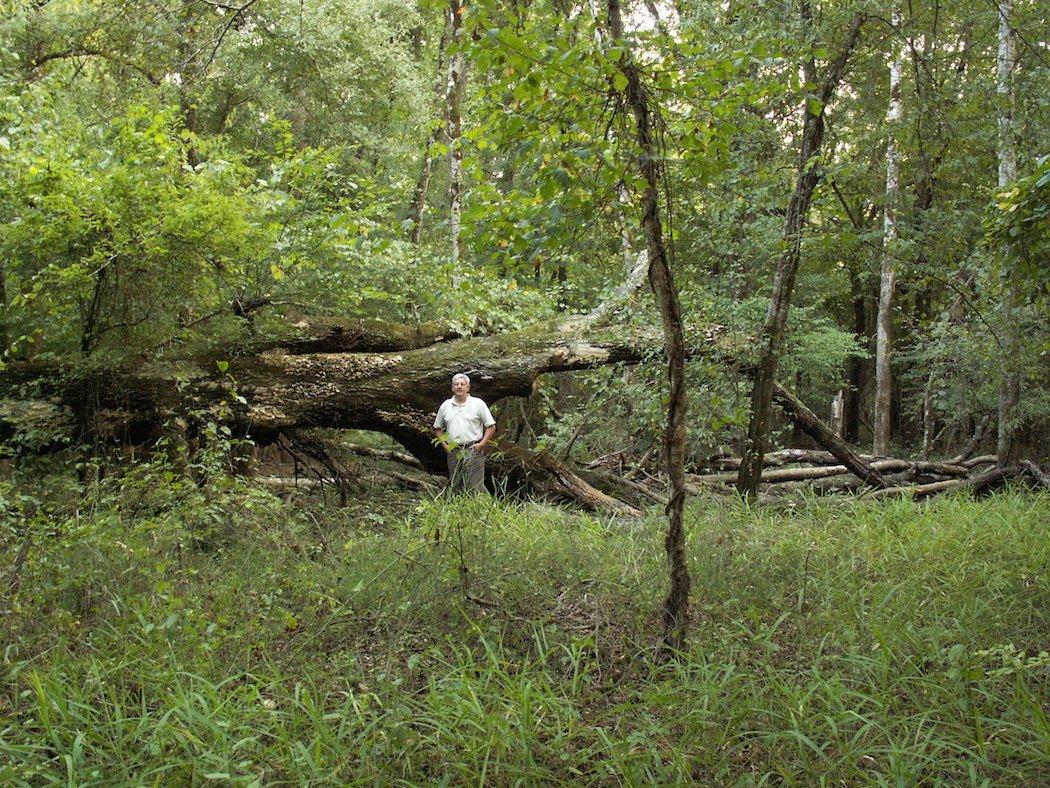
996, 0, 1019, 467
874, 6, 904, 456
447, 0, 467, 267
607, 0, 690, 654
408, 11, 452, 244
737, 6, 866, 498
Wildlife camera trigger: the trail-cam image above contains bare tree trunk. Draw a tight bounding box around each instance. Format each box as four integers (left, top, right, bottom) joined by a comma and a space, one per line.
176, 0, 200, 169
608, 0, 690, 655
996, 0, 1020, 467
843, 266, 867, 444
874, 6, 903, 457
922, 370, 935, 459
950, 414, 990, 464
447, 0, 466, 270
737, 8, 866, 497
407, 11, 452, 244
831, 390, 845, 437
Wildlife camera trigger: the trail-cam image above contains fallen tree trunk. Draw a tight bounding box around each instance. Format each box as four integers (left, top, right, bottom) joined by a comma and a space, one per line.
862, 465, 1011, 501
577, 467, 665, 508
341, 443, 423, 469
1020, 459, 1050, 488
0, 317, 678, 456
771, 383, 889, 488
259, 315, 462, 354
487, 439, 642, 517
3, 308, 1019, 510
702, 448, 847, 470
702, 449, 970, 479
949, 414, 991, 464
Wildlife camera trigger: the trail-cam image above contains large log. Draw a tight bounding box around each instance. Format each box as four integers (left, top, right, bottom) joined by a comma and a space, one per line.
0, 314, 731, 514
0, 317, 680, 458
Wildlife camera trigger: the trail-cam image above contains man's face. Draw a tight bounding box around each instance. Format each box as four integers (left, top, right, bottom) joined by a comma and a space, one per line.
452, 377, 470, 398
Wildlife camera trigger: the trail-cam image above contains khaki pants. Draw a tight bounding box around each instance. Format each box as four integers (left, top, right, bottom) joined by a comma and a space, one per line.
447, 447, 486, 493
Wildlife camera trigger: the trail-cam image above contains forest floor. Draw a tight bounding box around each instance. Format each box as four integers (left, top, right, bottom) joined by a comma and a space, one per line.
1, 465, 1047, 785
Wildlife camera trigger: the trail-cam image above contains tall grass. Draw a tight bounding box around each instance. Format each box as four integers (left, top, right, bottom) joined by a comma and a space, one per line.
1, 471, 1047, 784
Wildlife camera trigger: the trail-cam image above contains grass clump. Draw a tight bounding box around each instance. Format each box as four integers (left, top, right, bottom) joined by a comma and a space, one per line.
1, 465, 1047, 784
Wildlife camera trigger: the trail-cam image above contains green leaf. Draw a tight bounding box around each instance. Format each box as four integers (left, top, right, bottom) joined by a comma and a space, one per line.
612, 72, 629, 92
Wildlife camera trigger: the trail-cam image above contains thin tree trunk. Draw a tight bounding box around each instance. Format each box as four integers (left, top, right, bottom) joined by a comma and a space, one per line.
0, 263, 7, 353
607, 0, 690, 655
831, 390, 845, 438
996, 0, 1020, 467
408, 11, 452, 243
176, 0, 200, 168
922, 370, 935, 459
447, 0, 466, 269
874, 6, 903, 457
737, 8, 865, 497
843, 267, 866, 443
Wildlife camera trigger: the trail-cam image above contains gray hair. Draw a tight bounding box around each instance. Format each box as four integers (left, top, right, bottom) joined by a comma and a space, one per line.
452, 373, 470, 385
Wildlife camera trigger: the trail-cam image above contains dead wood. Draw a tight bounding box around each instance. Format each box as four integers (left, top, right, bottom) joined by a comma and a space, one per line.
862, 465, 1011, 501
949, 414, 991, 464
576, 467, 665, 508
702, 448, 841, 470
624, 446, 655, 480
691, 457, 973, 487
690, 464, 849, 485
771, 383, 888, 487
488, 438, 641, 517
962, 454, 998, 468
342, 443, 423, 469
262, 315, 462, 354
1020, 459, 1050, 488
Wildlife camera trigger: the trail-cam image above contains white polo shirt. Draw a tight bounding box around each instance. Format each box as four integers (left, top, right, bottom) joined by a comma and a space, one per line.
434, 395, 495, 447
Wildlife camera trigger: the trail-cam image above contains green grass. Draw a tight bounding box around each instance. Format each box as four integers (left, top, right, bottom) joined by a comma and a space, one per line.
1, 469, 1048, 785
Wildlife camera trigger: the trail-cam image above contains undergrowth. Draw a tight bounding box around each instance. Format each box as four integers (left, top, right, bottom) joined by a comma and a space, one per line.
1, 462, 1047, 785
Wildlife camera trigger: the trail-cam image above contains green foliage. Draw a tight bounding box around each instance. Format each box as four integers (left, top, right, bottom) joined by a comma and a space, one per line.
987, 155, 1050, 281
2, 474, 1048, 783
0, 95, 269, 359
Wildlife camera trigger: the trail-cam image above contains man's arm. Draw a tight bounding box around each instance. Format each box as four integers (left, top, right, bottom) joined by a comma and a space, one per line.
433, 404, 450, 453
473, 423, 495, 452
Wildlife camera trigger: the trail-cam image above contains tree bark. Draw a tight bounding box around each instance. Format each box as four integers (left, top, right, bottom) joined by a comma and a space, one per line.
864, 465, 1010, 501
737, 9, 866, 497
949, 413, 990, 464
843, 266, 867, 444
996, 0, 1020, 467
608, 0, 690, 654
447, 0, 466, 269
0, 313, 701, 455
874, 6, 904, 457
772, 383, 888, 487
488, 438, 641, 516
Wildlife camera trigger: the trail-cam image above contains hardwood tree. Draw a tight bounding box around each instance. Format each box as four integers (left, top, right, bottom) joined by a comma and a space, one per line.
995, 0, 1020, 467
607, 0, 691, 654
737, 6, 866, 498
874, 6, 904, 457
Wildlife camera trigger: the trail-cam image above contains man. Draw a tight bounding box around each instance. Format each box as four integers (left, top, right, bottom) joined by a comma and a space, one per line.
433, 373, 496, 493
